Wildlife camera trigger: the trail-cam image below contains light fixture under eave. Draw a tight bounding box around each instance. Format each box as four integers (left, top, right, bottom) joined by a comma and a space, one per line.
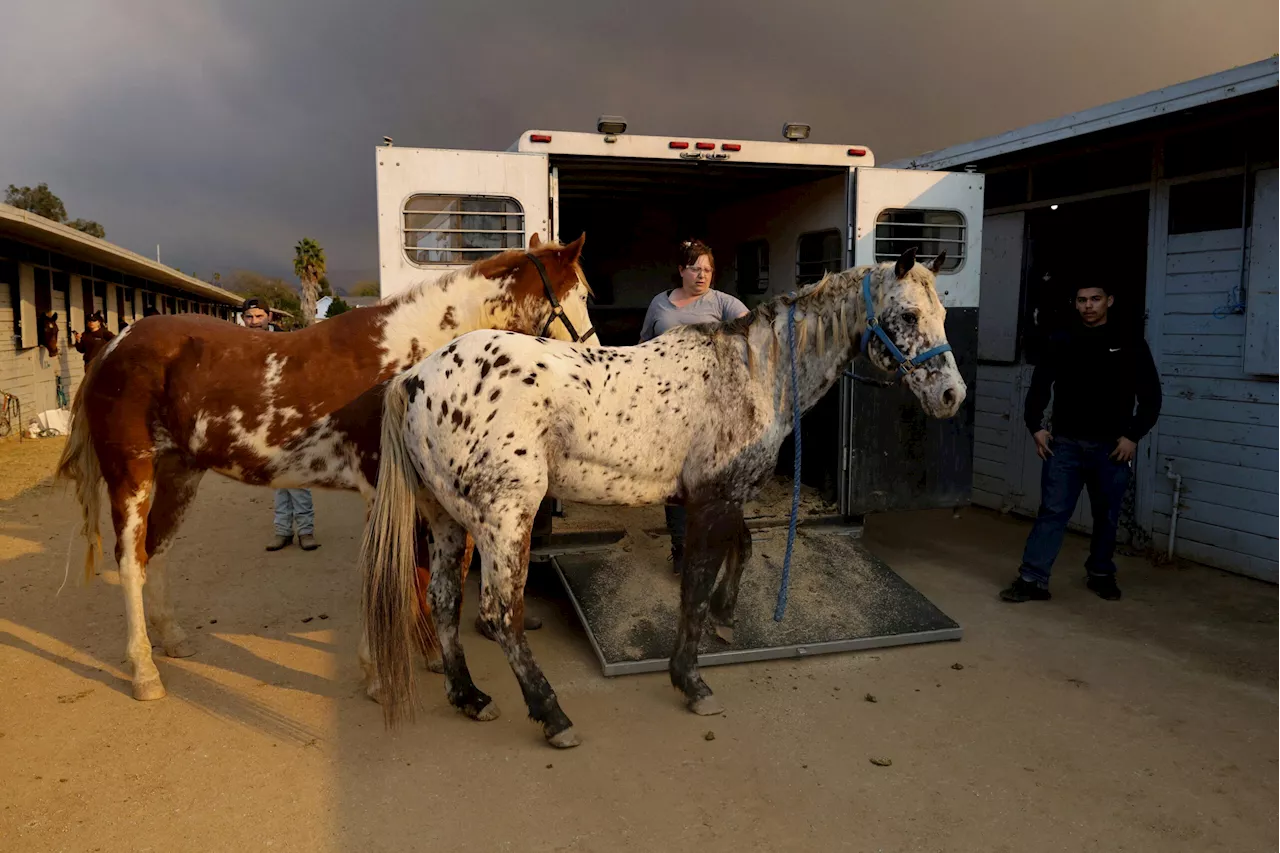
782, 122, 810, 142
1050, 204, 1059, 210
597, 115, 628, 135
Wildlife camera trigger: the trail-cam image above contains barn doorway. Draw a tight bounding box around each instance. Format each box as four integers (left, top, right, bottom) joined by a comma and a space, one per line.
1008, 190, 1151, 535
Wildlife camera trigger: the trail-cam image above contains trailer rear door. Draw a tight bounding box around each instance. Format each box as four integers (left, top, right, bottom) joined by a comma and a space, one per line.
839, 168, 984, 516
375, 148, 550, 298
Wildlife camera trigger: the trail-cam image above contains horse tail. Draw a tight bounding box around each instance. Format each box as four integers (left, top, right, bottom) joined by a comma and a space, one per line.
55, 353, 107, 583
361, 373, 425, 727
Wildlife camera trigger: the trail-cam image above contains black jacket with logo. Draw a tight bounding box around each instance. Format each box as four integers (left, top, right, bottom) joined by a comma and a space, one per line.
1023, 322, 1163, 443
74, 326, 116, 366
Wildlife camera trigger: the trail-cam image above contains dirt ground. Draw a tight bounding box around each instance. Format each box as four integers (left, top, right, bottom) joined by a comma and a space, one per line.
0, 444, 1275, 852
0, 435, 67, 501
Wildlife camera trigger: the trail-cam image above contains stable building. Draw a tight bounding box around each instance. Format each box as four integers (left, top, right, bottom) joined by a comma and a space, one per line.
1, 203, 243, 426
891, 58, 1279, 582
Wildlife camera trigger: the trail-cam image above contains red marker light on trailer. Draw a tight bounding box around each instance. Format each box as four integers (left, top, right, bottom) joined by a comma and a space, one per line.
721, 143, 741, 152
847, 147, 867, 156
669, 141, 689, 149
530, 133, 552, 143
695, 142, 715, 150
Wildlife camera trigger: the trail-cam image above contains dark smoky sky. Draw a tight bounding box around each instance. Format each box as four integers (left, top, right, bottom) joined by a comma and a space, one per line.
2, 0, 1275, 290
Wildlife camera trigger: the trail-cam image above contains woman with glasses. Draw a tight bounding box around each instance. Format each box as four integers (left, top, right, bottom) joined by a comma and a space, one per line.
639, 239, 749, 573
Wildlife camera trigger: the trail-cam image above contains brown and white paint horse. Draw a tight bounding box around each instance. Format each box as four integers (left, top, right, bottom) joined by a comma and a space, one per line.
56, 235, 596, 702
361, 248, 965, 748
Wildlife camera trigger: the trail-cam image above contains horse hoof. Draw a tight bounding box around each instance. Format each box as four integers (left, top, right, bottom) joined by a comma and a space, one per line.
690, 695, 723, 716
464, 701, 501, 722
133, 677, 166, 701
547, 727, 581, 749
525, 614, 543, 631
164, 639, 196, 659
713, 624, 734, 644
423, 657, 445, 675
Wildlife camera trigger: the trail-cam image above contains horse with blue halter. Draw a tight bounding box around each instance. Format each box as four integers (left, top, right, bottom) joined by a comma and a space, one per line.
361, 247, 964, 748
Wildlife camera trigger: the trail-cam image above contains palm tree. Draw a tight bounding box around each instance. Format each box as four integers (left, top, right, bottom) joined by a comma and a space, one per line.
293, 237, 326, 326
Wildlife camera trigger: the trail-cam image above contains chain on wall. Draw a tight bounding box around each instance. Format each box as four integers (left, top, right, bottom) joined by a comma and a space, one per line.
1116, 472, 1151, 557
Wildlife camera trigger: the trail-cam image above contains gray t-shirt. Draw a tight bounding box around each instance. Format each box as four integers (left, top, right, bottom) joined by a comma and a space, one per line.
639, 289, 749, 342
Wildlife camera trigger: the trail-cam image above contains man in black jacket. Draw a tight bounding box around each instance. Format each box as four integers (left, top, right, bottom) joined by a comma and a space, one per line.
1001, 283, 1162, 603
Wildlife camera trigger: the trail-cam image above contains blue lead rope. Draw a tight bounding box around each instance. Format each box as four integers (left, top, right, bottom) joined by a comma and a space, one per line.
773, 272, 955, 620
775, 301, 802, 622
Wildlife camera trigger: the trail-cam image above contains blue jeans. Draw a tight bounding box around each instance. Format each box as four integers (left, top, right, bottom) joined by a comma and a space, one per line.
1019, 437, 1131, 588
274, 488, 314, 537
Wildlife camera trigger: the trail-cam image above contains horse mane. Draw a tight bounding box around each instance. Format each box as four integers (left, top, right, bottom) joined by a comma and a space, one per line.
383, 240, 591, 308
676, 267, 868, 377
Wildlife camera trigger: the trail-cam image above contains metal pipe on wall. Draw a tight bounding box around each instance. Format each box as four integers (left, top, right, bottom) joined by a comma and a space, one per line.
1165, 460, 1183, 561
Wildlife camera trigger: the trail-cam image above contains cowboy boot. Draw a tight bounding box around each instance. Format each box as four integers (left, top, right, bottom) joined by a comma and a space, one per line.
298, 533, 320, 551
265, 534, 292, 552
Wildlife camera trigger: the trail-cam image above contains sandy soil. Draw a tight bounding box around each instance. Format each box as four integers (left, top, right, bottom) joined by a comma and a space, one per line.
0, 444, 1275, 852
0, 435, 67, 501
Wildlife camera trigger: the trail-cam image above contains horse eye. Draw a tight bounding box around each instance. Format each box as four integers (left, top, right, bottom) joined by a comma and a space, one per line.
902, 311, 918, 326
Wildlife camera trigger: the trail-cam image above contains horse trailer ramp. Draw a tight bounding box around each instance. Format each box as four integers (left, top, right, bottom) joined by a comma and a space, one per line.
548, 523, 961, 677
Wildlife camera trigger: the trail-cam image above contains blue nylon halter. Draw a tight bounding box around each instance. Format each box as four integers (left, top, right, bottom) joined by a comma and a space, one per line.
859, 272, 952, 376
774, 270, 953, 622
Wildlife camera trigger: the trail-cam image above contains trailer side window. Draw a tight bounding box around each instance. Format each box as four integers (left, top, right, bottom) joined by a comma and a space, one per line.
874, 209, 965, 272
735, 240, 769, 295
796, 230, 842, 286
403, 195, 525, 265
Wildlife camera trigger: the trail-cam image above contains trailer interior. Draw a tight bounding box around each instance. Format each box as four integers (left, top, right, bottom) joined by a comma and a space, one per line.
555, 157, 851, 496
554, 157, 850, 346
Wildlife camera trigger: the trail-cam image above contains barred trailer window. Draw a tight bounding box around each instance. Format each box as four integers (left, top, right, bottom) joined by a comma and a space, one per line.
403, 195, 525, 265
875, 209, 965, 272
796, 230, 843, 286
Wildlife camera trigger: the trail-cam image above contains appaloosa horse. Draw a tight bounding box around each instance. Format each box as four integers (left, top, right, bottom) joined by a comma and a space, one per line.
56, 235, 596, 702
361, 247, 965, 748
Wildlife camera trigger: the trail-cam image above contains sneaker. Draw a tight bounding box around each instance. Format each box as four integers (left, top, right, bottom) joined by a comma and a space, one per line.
999, 577, 1051, 603
297, 534, 320, 551
1086, 575, 1122, 600
265, 534, 292, 552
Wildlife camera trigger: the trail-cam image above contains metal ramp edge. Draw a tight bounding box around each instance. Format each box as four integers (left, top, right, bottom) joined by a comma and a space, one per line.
547, 525, 962, 678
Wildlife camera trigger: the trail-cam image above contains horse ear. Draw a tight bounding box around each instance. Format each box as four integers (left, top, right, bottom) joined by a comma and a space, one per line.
894, 247, 918, 279
927, 251, 947, 274
51, 312, 59, 321
561, 232, 585, 264
528, 232, 541, 248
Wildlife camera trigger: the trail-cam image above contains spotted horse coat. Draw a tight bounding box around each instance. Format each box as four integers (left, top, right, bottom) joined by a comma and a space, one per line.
55, 234, 596, 703
361, 247, 967, 748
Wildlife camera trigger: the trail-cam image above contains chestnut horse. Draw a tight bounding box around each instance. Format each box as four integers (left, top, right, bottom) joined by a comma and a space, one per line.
56, 235, 596, 702
39, 312, 61, 357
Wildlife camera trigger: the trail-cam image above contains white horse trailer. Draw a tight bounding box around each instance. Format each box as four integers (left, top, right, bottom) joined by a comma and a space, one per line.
375, 128, 984, 516
374, 128, 983, 671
